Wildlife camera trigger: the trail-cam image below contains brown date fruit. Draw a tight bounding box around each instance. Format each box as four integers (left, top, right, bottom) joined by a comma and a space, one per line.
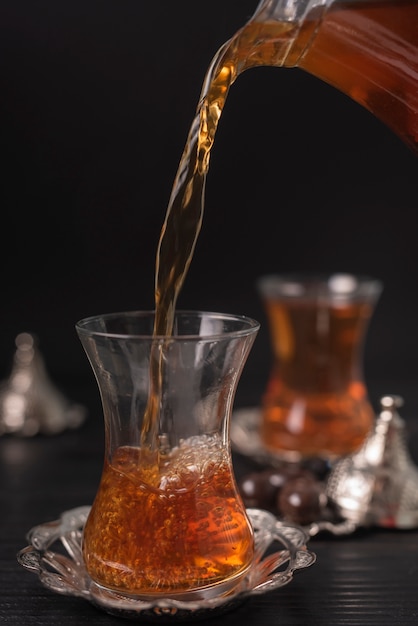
238, 465, 313, 512
277, 474, 324, 525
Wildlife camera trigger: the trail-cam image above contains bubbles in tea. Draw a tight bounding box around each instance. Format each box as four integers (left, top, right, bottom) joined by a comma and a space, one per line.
83, 435, 254, 596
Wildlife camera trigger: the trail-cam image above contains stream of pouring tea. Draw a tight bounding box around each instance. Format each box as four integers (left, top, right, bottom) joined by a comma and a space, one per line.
139, 18, 300, 457
141, 19, 292, 458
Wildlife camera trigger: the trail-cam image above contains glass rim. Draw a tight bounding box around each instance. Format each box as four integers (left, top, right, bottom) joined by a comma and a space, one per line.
257, 272, 383, 300
75, 309, 260, 341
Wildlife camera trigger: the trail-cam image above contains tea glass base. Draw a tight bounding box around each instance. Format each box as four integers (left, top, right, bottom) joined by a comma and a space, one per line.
17, 506, 315, 622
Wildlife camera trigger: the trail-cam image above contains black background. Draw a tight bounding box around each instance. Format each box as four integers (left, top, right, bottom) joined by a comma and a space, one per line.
1, 0, 417, 415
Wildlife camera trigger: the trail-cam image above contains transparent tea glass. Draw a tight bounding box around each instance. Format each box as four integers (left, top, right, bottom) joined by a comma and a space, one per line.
257, 274, 382, 460
76, 310, 260, 601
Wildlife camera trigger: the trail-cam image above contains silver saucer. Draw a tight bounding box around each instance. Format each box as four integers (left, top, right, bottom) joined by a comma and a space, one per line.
17, 506, 316, 621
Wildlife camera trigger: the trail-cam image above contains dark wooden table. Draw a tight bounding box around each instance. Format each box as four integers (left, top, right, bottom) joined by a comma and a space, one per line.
2, 382, 418, 626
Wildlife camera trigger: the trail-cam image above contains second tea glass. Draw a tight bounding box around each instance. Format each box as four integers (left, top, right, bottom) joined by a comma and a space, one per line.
257, 273, 382, 460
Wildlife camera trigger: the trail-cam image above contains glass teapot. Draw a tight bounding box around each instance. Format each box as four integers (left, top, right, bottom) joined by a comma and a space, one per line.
225, 0, 417, 153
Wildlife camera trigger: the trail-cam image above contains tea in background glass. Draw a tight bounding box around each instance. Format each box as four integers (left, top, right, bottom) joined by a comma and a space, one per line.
257, 273, 382, 460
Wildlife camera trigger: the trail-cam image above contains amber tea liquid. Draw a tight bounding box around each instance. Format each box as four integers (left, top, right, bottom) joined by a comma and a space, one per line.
299, 0, 418, 152
83, 436, 254, 595
260, 294, 377, 458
